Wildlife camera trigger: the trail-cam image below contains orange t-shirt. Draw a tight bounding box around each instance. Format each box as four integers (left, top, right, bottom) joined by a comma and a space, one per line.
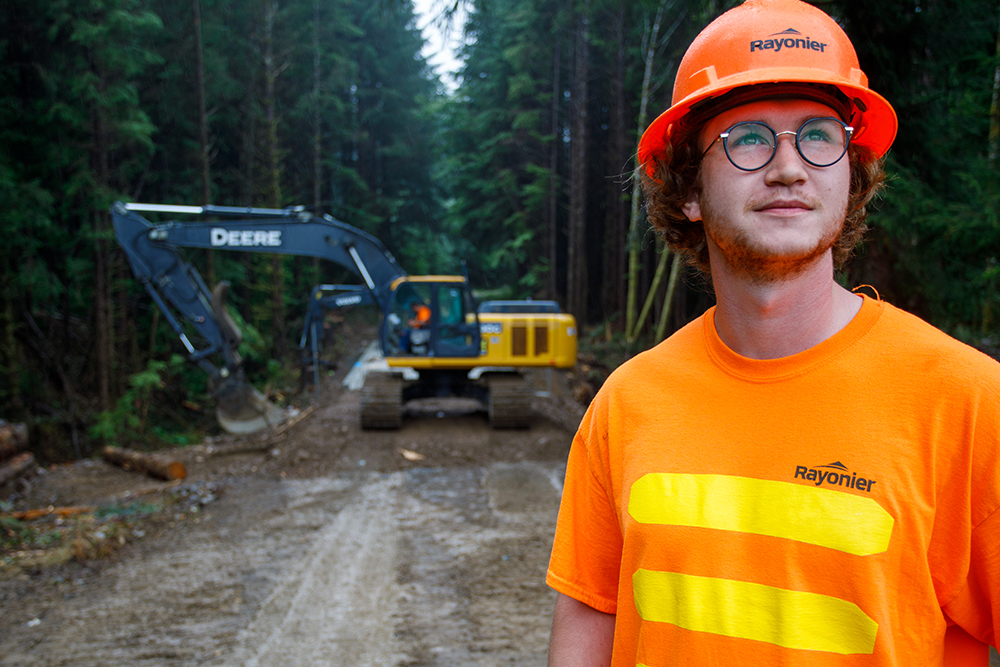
547, 296, 1000, 666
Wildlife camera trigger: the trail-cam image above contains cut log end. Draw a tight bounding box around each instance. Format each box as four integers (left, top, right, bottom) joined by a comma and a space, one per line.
0, 452, 37, 487
0, 421, 29, 461
102, 446, 187, 481
165, 460, 187, 481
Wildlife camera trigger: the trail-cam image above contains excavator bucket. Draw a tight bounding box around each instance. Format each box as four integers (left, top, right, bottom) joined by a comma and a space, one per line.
214, 377, 286, 434
210, 281, 286, 434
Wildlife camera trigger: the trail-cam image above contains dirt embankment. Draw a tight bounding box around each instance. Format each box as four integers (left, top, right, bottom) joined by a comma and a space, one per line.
0, 350, 586, 666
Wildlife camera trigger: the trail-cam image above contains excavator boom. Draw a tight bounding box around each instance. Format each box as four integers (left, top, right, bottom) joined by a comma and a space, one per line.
112, 202, 406, 432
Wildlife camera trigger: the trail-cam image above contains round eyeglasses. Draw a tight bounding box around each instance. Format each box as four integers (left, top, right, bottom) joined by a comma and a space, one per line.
703, 117, 854, 171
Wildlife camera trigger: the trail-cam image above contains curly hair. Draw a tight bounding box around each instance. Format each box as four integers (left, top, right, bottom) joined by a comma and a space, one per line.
641, 120, 886, 277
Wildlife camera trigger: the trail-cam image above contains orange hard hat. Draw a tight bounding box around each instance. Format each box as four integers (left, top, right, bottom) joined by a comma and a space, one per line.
638, 0, 897, 176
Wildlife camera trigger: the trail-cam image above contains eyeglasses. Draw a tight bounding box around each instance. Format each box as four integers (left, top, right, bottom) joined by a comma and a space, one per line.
703, 117, 854, 171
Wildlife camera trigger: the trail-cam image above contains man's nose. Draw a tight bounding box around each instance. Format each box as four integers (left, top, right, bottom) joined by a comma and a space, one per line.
765, 132, 808, 183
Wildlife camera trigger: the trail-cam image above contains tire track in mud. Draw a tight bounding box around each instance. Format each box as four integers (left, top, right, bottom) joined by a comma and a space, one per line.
394, 462, 563, 666
230, 474, 406, 666
228, 462, 565, 666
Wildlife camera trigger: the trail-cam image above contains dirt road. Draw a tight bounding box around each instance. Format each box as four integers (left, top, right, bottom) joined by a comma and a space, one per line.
1, 366, 584, 666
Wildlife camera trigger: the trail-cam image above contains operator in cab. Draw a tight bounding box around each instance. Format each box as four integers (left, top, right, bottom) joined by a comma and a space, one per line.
405, 301, 431, 354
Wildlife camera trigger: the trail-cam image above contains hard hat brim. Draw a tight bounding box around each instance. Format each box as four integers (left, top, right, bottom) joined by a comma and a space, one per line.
638, 69, 898, 173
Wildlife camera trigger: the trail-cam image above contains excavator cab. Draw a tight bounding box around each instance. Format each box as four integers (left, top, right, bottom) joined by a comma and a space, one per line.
382, 276, 480, 362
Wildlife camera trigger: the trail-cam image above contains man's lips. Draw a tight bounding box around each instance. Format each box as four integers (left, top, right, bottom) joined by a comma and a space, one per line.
754, 199, 813, 213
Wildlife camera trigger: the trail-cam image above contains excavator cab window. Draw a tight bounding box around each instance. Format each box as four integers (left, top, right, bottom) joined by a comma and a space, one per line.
431, 282, 479, 358
436, 285, 461, 326
386, 282, 432, 356
383, 280, 480, 359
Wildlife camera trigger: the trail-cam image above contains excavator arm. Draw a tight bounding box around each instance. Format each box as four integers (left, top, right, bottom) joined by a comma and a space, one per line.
111, 201, 406, 432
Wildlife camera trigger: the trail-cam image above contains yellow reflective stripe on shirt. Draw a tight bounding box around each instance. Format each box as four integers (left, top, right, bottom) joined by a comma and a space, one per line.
633, 569, 878, 654
628, 473, 893, 556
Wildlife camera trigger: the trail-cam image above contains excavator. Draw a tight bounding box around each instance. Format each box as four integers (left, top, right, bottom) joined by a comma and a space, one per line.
111, 202, 577, 434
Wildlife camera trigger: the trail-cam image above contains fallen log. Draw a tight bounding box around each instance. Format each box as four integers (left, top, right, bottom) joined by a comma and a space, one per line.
0, 452, 36, 488
102, 446, 186, 481
117, 479, 183, 502
7, 506, 95, 521
0, 421, 29, 461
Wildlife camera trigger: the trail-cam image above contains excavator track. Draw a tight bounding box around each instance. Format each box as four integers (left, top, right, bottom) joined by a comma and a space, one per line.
486, 375, 533, 429
360, 372, 403, 429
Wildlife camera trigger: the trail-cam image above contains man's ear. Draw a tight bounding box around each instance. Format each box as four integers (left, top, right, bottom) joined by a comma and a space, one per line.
682, 192, 702, 222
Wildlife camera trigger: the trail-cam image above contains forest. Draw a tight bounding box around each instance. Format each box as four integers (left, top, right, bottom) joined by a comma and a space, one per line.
1, 0, 999, 458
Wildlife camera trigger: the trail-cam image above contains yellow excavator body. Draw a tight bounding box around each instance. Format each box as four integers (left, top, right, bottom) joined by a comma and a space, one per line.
382, 276, 576, 372
384, 311, 577, 371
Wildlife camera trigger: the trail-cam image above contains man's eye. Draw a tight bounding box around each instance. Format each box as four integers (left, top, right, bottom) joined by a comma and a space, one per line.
801, 129, 834, 143
800, 119, 842, 144
731, 132, 770, 147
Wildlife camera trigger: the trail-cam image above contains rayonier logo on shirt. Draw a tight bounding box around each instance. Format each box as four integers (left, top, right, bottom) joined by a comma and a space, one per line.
794, 461, 877, 492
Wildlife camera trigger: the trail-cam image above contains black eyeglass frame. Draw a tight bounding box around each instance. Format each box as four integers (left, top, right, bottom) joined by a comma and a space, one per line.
702, 117, 855, 172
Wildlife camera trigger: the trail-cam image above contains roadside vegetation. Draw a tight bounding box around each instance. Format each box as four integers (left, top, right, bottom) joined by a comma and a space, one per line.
0, 483, 220, 573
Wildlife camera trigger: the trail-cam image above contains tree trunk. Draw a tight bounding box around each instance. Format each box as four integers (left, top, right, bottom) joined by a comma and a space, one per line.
603, 5, 627, 324
195, 0, 211, 206
262, 0, 286, 359
547, 42, 562, 302
263, 1, 282, 209
311, 0, 322, 278
92, 158, 112, 412
313, 0, 322, 214
566, 0, 589, 321
626, 0, 666, 343
88, 48, 113, 409
239, 35, 257, 322
633, 240, 670, 338
989, 5, 1000, 163
92, 50, 121, 403
626, 0, 684, 346
194, 0, 215, 285
1, 267, 20, 416
654, 253, 682, 343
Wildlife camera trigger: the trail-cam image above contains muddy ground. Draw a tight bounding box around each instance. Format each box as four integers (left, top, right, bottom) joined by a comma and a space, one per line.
0, 334, 588, 667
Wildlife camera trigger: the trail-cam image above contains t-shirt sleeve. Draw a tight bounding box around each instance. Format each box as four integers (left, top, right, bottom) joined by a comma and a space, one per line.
546, 396, 624, 614
940, 365, 1000, 649
942, 506, 1000, 648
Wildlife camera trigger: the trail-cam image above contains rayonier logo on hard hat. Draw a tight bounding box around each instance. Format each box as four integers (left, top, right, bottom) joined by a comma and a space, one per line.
751, 28, 827, 54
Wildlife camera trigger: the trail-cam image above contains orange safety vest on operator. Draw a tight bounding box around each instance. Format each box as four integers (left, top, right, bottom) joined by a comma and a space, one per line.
413, 305, 430, 326
547, 295, 1000, 667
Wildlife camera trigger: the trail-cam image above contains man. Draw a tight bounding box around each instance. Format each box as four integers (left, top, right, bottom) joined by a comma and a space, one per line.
546, 1, 1000, 665
404, 300, 431, 354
